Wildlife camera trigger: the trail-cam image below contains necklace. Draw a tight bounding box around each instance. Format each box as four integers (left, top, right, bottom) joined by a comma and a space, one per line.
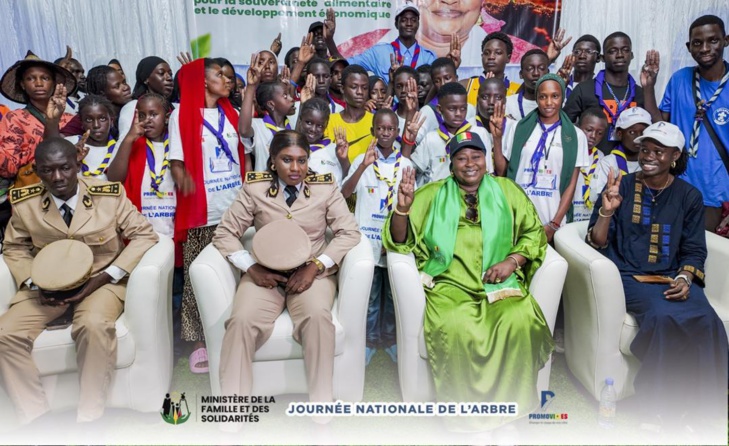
641, 174, 672, 203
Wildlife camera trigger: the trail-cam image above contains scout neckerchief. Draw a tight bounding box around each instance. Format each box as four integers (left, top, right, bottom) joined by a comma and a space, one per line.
422, 175, 521, 301
527, 119, 561, 187
372, 146, 401, 212
145, 133, 170, 198
688, 61, 729, 157
475, 115, 486, 128
437, 120, 472, 149
81, 135, 117, 177
203, 104, 238, 164
262, 113, 291, 137
594, 70, 635, 137
517, 89, 526, 118
310, 138, 331, 152
581, 146, 600, 209
326, 94, 337, 113
475, 114, 506, 134
610, 143, 630, 176
66, 97, 77, 111
391, 39, 421, 68
504, 76, 511, 92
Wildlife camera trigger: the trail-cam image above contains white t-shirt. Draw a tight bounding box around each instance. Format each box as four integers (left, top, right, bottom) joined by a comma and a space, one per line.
466, 116, 517, 154
504, 123, 590, 225
506, 93, 537, 121
169, 107, 244, 227
572, 148, 603, 222
65, 135, 118, 181
139, 140, 177, 238
309, 142, 345, 187
415, 102, 477, 144
243, 117, 288, 172
411, 125, 493, 186
589, 153, 641, 206
344, 146, 414, 267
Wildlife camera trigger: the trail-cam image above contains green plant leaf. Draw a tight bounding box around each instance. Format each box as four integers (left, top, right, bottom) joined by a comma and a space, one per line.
190, 33, 211, 59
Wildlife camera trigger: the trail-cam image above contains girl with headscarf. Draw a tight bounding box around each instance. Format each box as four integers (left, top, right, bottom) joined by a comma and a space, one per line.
502, 73, 590, 242
169, 58, 249, 373
117, 56, 174, 145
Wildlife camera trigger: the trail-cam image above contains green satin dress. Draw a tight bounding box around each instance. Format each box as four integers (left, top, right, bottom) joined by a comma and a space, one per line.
383, 176, 555, 432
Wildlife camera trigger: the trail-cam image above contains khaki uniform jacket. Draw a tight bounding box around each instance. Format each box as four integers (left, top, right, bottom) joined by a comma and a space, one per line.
213, 172, 360, 276
3, 178, 159, 304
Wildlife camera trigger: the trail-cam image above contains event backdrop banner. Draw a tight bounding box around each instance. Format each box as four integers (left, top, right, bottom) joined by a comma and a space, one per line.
186, 0, 561, 72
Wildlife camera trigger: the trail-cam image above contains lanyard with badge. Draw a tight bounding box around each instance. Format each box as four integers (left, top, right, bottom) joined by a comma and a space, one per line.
203, 104, 237, 173
391, 39, 421, 68
528, 120, 561, 189
594, 70, 636, 141
145, 133, 170, 197
517, 89, 526, 118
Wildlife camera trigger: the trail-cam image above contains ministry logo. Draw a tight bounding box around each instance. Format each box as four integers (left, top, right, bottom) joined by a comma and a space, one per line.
161, 391, 192, 425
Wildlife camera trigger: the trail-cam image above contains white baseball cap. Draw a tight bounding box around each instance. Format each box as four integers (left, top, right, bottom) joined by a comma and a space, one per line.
396, 1, 419, 18
634, 121, 686, 151
615, 106, 651, 130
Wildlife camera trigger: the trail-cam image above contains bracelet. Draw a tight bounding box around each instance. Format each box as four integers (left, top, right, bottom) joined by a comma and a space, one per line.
598, 207, 614, 218
547, 221, 560, 231
308, 257, 325, 273
401, 134, 416, 146
393, 206, 410, 216
507, 255, 521, 271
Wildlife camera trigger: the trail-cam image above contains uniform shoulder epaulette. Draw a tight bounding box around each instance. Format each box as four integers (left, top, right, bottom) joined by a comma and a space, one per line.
246, 171, 274, 183
87, 182, 121, 196
9, 184, 44, 204
305, 173, 333, 184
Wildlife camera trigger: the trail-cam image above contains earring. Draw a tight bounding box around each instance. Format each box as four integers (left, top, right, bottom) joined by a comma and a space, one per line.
271, 166, 276, 171
671, 161, 676, 168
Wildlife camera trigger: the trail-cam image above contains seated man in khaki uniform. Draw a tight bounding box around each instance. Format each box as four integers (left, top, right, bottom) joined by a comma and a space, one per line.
0, 137, 159, 424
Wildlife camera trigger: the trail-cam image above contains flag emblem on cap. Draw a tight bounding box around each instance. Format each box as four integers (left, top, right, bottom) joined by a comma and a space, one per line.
456, 132, 472, 143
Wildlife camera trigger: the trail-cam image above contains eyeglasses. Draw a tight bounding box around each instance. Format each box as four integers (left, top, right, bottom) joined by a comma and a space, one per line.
571, 49, 599, 57
465, 193, 478, 222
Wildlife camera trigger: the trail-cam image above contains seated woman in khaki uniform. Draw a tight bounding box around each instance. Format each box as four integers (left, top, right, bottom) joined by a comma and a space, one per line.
212, 130, 360, 412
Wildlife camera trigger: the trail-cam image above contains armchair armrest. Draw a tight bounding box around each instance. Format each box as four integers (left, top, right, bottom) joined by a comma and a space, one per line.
335, 233, 374, 334
704, 232, 729, 315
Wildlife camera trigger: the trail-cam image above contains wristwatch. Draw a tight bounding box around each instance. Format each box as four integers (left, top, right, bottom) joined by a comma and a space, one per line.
675, 274, 691, 286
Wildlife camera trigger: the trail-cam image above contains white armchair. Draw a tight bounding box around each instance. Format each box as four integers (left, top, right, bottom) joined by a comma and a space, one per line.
0, 236, 175, 413
386, 245, 567, 402
553, 221, 729, 401
189, 230, 373, 401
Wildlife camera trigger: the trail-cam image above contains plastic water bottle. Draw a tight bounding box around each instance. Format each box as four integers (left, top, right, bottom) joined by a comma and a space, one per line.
598, 378, 617, 429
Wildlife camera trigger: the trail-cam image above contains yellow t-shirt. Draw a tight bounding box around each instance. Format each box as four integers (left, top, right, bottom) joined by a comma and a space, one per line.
324, 111, 374, 163
466, 76, 522, 107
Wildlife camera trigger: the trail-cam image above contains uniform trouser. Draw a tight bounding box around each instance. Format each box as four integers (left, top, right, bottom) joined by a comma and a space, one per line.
0, 286, 124, 424
219, 274, 336, 403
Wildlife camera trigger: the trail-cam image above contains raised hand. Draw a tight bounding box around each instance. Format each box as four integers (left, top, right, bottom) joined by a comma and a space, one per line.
298, 33, 316, 66
177, 51, 193, 66
403, 111, 425, 143
396, 167, 416, 212
279, 64, 291, 86
557, 54, 575, 83
362, 137, 378, 167
270, 32, 283, 56
334, 127, 349, 161
600, 168, 623, 213
447, 33, 462, 69
128, 109, 146, 141
547, 28, 573, 61
46, 84, 67, 121
364, 98, 378, 112
75, 130, 90, 163
641, 50, 660, 88
247, 53, 262, 87
489, 102, 506, 140
389, 53, 403, 82
300, 73, 316, 103
323, 8, 337, 40
383, 95, 394, 110
404, 77, 419, 111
